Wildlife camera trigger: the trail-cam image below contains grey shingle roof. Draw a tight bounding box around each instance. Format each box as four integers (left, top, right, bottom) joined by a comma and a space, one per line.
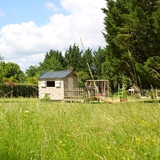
38, 70, 73, 79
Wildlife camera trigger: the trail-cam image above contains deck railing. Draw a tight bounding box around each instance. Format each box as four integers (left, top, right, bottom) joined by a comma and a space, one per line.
64, 88, 84, 100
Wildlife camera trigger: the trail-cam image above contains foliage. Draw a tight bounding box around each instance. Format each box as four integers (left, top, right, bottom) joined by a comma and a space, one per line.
0, 1, 160, 91
0, 62, 25, 83
102, 0, 160, 89
77, 70, 90, 87
25, 45, 108, 87
41, 93, 50, 102
81, 48, 93, 78
38, 50, 64, 73
0, 55, 4, 61
13, 84, 38, 98
25, 65, 39, 77
64, 44, 83, 72
0, 84, 13, 97
0, 84, 38, 98
92, 47, 107, 79
26, 77, 38, 85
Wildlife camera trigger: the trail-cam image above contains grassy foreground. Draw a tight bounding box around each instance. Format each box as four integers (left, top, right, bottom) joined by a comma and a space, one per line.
0, 98, 160, 160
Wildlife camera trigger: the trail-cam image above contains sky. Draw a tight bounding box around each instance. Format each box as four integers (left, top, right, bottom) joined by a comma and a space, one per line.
0, 0, 106, 72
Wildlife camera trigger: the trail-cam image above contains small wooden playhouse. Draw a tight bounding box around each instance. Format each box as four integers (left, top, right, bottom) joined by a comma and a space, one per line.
38, 70, 81, 101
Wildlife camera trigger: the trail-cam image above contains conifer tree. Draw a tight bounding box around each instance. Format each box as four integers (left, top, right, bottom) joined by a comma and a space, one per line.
102, 0, 160, 89
64, 44, 83, 72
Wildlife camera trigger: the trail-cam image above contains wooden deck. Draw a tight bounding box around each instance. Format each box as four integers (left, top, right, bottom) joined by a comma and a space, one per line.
64, 88, 84, 102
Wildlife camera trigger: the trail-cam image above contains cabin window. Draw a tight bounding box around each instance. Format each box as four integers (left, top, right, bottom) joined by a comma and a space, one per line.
47, 81, 55, 87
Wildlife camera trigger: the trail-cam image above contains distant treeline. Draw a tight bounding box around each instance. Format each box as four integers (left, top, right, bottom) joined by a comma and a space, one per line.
0, 0, 160, 92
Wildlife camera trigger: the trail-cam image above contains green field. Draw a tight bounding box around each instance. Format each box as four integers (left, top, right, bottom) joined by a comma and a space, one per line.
0, 98, 160, 160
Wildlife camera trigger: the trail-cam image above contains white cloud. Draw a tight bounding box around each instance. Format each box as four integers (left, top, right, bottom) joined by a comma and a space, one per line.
45, 2, 58, 11
60, 0, 105, 13
0, 0, 106, 72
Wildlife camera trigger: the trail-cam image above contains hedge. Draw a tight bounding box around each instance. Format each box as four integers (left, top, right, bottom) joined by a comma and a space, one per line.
0, 84, 38, 98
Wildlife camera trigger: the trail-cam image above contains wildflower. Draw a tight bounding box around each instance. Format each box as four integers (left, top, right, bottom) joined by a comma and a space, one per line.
24, 110, 30, 113
135, 137, 140, 145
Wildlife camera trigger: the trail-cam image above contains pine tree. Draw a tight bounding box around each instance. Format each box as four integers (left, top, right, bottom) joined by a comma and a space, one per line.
38, 50, 64, 73
102, 0, 160, 89
64, 44, 83, 72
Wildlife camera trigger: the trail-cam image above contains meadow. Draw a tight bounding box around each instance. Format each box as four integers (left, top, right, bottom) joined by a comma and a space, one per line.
0, 98, 160, 160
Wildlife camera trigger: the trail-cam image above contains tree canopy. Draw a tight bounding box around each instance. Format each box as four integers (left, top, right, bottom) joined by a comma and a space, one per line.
0, 61, 25, 83
102, 0, 160, 89
1, 0, 160, 91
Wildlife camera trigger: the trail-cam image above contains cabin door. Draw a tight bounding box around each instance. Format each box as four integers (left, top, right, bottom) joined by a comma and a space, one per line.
68, 77, 73, 89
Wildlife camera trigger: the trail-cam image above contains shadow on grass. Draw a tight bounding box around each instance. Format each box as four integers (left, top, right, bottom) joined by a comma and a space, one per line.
142, 99, 160, 103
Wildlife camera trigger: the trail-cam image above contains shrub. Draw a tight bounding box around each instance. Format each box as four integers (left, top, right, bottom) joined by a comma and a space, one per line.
0, 84, 38, 98
41, 93, 50, 101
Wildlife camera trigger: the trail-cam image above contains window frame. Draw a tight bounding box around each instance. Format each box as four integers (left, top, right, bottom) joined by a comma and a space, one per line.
46, 81, 55, 87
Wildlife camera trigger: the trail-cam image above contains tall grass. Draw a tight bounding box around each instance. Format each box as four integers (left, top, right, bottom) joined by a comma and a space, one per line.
0, 98, 160, 159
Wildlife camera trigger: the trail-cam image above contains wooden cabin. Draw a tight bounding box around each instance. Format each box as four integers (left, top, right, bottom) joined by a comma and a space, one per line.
38, 70, 80, 101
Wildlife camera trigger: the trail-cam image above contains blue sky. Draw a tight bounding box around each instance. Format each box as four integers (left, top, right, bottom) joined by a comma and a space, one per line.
0, 0, 64, 27
0, 0, 106, 72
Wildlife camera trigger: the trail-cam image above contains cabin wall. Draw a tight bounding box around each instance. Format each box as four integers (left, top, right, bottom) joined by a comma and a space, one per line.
38, 78, 64, 100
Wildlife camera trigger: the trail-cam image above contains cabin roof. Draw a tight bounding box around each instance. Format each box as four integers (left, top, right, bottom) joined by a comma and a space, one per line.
38, 70, 74, 79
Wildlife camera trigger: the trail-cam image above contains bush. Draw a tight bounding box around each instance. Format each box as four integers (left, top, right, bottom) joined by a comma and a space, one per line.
41, 93, 50, 101
0, 84, 38, 98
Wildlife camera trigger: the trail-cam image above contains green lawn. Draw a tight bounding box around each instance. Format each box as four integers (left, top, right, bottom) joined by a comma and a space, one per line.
0, 98, 160, 160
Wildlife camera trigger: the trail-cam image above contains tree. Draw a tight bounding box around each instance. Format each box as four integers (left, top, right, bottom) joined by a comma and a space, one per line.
25, 65, 39, 77
136, 56, 160, 88
44, 50, 65, 68
81, 48, 94, 78
64, 44, 83, 72
77, 70, 90, 87
38, 50, 64, 74
25, 65, 39, 84
0, 55, 4, 61
92, 47, 107, 79
26, 77, 38, 84
102, 0, 131, 89
0, 62, 25, 83
102, 0, 160, 89
0, 55, 4, 84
